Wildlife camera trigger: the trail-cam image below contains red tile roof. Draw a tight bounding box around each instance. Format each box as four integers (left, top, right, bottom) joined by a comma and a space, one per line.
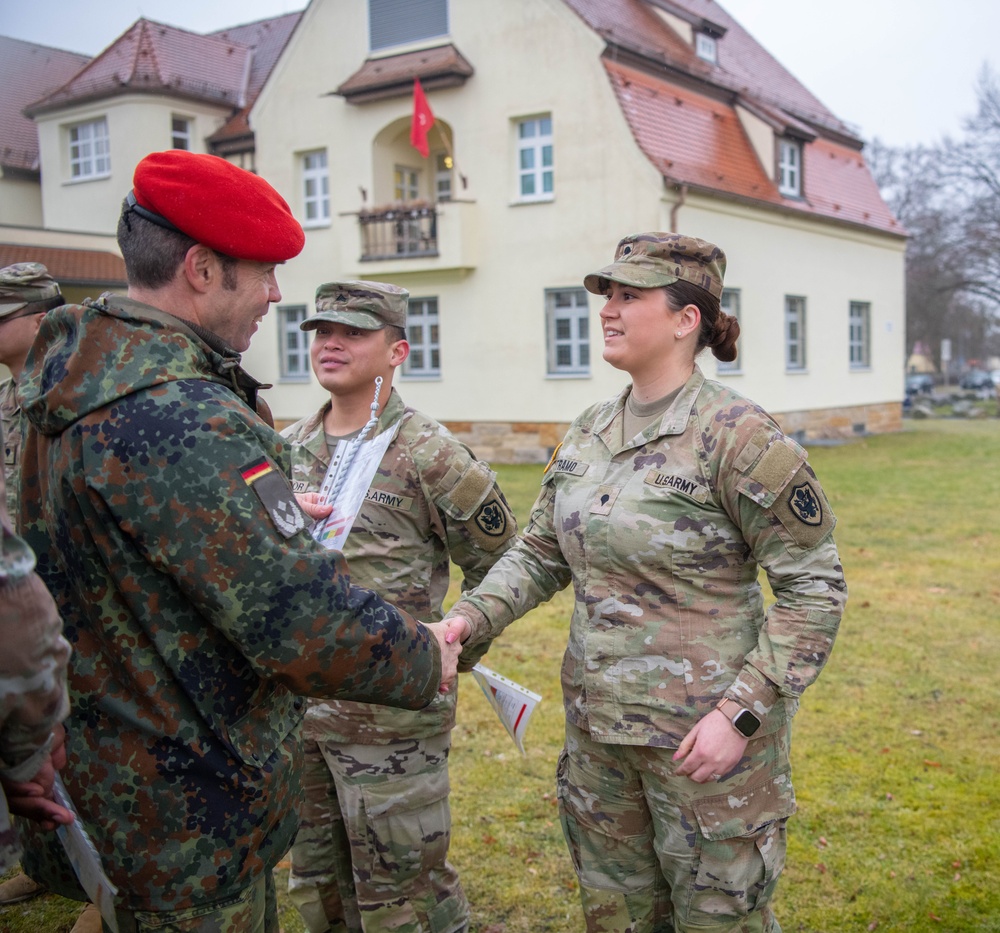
563, 0, 902, 235
0, 244, 126, 288
24, 19, 254, 116
0, 36, 90, 172
207, 12, 303, 144
336, 44, 475, 103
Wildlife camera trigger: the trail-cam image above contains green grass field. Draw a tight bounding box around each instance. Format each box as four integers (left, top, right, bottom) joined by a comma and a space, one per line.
3, 418, 998, 932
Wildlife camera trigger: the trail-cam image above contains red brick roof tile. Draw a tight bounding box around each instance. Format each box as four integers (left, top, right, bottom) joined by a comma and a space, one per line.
564, 0, 901, 235
0, 36, 90, 172
25, 19, 253, 116
207, 12, 303, 143
0, 244, 126, 287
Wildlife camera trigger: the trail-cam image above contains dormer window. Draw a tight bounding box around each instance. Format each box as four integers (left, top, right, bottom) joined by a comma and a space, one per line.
695, 32, 717, 63
369, 0, 448, 52
778, 138, 802, 197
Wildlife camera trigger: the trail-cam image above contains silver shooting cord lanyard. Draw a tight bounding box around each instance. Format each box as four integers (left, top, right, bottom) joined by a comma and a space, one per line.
322, 376, 383, 507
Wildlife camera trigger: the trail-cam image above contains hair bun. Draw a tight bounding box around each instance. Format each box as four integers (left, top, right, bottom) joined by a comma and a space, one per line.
711, 312, 740, 363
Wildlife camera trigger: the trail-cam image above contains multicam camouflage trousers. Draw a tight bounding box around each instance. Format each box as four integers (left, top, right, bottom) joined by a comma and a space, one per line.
558, 721, 796, 933
113, 870, 277, 932
288, 731, 469, 933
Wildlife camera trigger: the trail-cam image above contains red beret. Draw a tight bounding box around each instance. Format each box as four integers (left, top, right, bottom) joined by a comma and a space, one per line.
131, 151, 304, 262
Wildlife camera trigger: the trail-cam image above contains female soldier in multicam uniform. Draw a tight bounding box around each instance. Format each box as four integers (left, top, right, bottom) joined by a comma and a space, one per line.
447, 233, 846, 933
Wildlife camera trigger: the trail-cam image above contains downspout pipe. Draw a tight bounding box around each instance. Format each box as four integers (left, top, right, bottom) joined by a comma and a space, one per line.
670, 182, 688, 232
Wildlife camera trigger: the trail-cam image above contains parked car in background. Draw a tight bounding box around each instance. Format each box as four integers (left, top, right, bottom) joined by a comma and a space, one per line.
990, 369, 1000, 387
905, 373, 935, 396
959, 369, 993, 390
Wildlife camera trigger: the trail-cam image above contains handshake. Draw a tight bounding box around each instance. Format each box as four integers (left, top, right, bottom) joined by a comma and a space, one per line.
422, 616, 472, 693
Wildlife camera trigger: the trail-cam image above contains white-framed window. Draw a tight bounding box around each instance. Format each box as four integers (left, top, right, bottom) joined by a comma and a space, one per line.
695, 32, 717, 63
171, 116, 193, 150
716, 288, 742, 373
849, 301, 871, 369
785, 295, 807, 371
435, 152, 452, 201
369, 0, 447, 51
778, 139, 802, 197
68, 118, 110, 179
394, 165, 420, 201
302, 150, 330, 226
546, 289, 590, 376
278, 305, 310, 380
516, 115, 553, 201
402, 297, 440, 377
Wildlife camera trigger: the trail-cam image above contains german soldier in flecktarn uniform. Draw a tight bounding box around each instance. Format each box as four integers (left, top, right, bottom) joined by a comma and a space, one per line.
16, 150, 464, 932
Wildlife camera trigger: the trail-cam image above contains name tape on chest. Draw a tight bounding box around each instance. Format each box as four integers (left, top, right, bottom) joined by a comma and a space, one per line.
364, 488, 414, 512
240, 457, 307, 539
643, 470, 709, 502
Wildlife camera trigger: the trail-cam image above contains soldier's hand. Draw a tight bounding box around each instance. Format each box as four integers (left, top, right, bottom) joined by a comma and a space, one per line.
421, 620, 464, 693
672, 710, 748, 784
1, 726, 74, 830
296, 492, 332, 521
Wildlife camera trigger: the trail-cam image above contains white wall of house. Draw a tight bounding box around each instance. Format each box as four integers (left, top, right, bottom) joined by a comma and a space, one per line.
249, 0, 905, 436
679, 192, 907, 416
0, 173, 44, 227
34, 95, 232, 234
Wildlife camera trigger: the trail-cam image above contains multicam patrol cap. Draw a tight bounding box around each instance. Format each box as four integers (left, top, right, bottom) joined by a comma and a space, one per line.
583, 232, 727, 300
301, 281, 409, 332
0, 262, 64, 321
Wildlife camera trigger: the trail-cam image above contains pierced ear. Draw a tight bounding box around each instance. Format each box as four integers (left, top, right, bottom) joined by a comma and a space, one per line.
679, 302, 701, 337
183, 245, 217, 293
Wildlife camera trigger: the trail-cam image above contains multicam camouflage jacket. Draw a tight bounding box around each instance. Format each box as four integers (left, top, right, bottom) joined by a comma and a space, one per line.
1, 378, 21, 520
282, 389, 517, 744
449, 367, 847, 748
0, 420, 70, 875
16, 296, 442, 911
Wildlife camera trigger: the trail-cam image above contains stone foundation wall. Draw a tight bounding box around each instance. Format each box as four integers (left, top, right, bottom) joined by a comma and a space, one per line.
443, 400, 903, 464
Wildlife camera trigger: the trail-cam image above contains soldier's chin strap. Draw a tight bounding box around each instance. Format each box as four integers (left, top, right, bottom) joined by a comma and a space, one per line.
123, 190, 185, 234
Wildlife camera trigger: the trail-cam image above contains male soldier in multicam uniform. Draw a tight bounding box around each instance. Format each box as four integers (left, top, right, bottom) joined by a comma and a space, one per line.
0, 419, 72, 896
283, 281, 518, 933
0, 263, 65, 521
15, 151, 463, 932
447, 233, 846, 932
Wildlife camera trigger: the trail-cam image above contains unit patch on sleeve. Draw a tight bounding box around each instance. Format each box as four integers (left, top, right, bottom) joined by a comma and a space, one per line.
240, 456, 308, 539
769, 465, 835, 549
474, 497, 509, 538
788, 481, 822, 526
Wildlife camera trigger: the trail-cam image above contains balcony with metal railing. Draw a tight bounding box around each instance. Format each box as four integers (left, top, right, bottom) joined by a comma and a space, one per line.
339, 199, 478, 277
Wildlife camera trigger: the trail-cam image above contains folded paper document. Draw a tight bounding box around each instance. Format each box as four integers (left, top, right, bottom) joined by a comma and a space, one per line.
471, 663, 542, 756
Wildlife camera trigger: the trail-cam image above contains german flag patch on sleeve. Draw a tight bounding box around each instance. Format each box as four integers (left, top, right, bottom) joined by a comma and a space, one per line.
240, 456, 308, 539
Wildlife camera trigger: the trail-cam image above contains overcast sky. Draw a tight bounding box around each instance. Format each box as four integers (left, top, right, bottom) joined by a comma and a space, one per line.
3, 0, 998, 149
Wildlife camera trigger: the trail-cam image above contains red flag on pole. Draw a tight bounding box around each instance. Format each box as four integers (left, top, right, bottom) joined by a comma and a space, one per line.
410, 78, 434, 158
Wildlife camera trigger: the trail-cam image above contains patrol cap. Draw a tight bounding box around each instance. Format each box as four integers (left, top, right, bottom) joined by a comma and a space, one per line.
583, 232, 726, 300
0, 262, 64, 321
301, 281, 409, 332
129, 150, 305, 263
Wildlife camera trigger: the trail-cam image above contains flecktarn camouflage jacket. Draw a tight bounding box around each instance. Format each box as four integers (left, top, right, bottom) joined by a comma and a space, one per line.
16, 296, 442, 911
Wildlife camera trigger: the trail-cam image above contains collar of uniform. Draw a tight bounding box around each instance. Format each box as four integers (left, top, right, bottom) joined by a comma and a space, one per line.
593, 366, 704, 445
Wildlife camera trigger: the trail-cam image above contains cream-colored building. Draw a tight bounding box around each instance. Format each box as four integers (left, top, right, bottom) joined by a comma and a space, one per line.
250, 0, 905, 457
5, 0, 906, 460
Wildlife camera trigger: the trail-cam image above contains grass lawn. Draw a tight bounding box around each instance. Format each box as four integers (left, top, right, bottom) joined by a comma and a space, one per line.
3, 417, 998, 932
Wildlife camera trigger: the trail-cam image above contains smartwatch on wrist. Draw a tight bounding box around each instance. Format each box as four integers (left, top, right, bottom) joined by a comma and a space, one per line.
716, 698, 761, 738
